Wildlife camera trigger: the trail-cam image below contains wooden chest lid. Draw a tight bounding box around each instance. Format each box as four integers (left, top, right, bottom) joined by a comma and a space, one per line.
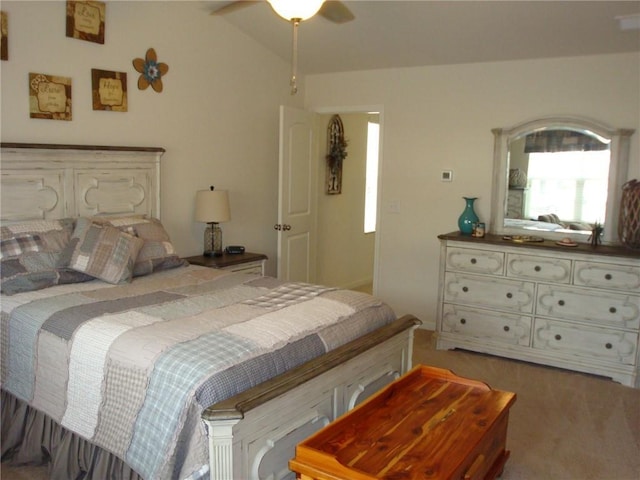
290, 365, 516, 480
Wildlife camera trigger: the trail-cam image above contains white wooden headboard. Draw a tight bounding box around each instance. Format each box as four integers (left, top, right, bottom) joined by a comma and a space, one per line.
0, 143, 164, 223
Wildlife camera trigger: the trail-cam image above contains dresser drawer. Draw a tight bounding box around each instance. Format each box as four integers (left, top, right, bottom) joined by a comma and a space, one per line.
574, 261, 640, 293
533, 318, 638, 366
537, 284, 640, 330
222, 261, 264, 275
445, 247, 504, 275
444, 272, 535, 313
441, 304, 531, 346
506, 253, 571, 284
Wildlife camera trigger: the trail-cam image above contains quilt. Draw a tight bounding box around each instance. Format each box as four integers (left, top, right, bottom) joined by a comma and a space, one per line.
1, 265, 396, 479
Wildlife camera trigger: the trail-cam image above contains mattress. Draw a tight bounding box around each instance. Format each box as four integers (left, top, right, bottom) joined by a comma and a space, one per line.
1, 265, 396, 479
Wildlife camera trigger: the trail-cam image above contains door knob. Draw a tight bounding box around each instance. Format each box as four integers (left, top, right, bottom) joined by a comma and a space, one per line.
274, 224, 282, 230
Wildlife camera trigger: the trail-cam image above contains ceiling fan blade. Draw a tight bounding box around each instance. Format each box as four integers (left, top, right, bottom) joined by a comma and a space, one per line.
318, 1, 355, 24
209, 1, 260, 16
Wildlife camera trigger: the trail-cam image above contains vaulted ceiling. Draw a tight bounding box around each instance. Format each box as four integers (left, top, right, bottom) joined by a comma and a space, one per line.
206, 1, 640, 74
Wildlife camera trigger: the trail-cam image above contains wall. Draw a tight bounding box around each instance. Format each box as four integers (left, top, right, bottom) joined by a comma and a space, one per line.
0, 0, 302, 276
3, 4, 638, 328
316, 112, 374, 289
305, 53, 640, 328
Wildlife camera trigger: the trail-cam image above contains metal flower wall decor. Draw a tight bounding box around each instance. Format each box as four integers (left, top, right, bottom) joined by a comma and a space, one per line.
133, 48, 168, 92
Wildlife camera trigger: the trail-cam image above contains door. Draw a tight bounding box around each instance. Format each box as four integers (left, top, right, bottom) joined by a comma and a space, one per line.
276, 105, 317, 282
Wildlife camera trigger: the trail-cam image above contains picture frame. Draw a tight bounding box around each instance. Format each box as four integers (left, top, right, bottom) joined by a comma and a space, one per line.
1, 11, 7, 61
91, 68, 127, 111
29, 73, 72, 121
66, 1, 105, 44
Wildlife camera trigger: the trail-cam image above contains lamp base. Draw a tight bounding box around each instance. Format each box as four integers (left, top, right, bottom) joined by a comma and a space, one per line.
203, 222, 224, 257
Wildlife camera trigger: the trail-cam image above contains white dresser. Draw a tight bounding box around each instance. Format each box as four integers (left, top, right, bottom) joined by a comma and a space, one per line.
436, 232, 640, 387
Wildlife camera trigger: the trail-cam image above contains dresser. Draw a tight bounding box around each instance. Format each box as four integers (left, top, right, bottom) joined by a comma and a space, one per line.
436, 232, 640, 388
505, 188, 527, 219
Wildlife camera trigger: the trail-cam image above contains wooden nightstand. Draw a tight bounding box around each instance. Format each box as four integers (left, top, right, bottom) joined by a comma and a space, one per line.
184, 252, 267, 276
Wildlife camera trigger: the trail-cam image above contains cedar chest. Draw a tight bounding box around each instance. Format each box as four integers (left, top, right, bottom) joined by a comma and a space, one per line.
289, 365, 516, 480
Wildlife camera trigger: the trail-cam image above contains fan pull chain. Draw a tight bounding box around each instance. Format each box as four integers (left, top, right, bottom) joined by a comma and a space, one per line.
290, 18, 300, 95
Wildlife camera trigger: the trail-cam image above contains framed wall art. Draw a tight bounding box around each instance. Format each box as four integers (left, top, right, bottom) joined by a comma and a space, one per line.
326, 114, 348, 194
29, 73, 72, 121
91, 68, 127, 111
66, 1, 105, 44
1, 11, 7, 61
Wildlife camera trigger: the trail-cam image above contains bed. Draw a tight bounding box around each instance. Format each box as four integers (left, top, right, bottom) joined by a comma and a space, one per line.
0, 143, 421, 480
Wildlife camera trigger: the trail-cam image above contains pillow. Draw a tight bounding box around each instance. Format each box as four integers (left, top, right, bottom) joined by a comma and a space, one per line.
537, 214, 565, 227
68, 218, 144, 284
0, 219, 94, 295
569, 222, 593, 231
92, 216, 187, 276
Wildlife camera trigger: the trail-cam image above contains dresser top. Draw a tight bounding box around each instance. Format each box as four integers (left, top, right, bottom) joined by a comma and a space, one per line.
438, 231, 640, 260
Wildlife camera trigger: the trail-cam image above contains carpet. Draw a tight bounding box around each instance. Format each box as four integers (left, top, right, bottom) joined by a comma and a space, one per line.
413, 329, 640, 480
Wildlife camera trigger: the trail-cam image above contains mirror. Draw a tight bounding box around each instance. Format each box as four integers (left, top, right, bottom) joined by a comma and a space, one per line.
490, 116, 634, 244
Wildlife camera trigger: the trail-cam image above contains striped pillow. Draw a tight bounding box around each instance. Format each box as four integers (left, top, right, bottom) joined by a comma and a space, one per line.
92, 216, 187, 277
0, 219, 94, 295
69, 218, 144, 284
0, 234, 43, 259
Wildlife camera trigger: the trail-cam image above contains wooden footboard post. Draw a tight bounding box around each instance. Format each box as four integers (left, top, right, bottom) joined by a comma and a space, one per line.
205, 418, 241, 480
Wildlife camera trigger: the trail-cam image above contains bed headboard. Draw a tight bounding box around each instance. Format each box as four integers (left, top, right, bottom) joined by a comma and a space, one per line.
1, 143, 164, 223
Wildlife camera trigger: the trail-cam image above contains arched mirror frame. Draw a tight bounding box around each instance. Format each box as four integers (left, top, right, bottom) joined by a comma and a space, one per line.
490, 116, 635, 244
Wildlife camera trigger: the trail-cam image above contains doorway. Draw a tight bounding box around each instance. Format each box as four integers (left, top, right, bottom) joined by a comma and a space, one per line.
315, 111, 381, 294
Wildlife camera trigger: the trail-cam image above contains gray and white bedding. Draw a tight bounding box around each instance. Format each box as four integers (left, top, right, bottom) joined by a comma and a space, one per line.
1, 265, 396, 479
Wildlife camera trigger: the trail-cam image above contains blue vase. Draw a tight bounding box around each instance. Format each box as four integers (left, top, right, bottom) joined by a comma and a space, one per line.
458, 197, 479, 235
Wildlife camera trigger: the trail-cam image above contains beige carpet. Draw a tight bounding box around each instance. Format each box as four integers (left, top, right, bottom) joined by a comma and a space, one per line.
2, 329, 639, 479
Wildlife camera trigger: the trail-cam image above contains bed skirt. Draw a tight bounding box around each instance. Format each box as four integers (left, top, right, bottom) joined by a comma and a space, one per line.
1, 390, 142, 480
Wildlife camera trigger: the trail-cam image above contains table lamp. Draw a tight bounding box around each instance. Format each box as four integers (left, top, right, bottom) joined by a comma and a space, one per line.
195, 186, 231, 256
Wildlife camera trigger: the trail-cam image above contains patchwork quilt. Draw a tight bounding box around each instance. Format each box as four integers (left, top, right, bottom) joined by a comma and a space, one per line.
0, 265, 395, 480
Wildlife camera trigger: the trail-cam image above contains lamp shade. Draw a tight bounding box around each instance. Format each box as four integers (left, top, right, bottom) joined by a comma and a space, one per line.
195, 189, 231, 223
267, 0, 324, 21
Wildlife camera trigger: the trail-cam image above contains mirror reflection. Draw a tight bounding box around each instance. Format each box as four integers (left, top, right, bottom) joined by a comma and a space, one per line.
490, 116, 634, 244
506, 128, 610, 234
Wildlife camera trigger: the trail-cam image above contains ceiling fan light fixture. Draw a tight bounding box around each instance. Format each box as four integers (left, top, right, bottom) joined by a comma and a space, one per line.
267, 0, 325, 21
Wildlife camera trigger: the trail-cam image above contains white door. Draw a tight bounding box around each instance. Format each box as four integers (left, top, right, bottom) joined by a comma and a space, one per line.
276, 105, 317, 282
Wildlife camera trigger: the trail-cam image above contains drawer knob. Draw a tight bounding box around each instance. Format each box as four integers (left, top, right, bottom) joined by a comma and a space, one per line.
503, 325, 510, 332
605, 342, 613, 349
534, 265, 541, 272
609, 307, 617, 314
470, 258, 477, 264
558, 300, 565, 306
462, 286, 469, 292
506, 292, 513, 299
605, 274, 612, 280
555, 334, 562, 341
460, 318, 467, 325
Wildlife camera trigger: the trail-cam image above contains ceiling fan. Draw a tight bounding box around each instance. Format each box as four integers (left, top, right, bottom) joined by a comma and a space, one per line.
211, 1, 355, 94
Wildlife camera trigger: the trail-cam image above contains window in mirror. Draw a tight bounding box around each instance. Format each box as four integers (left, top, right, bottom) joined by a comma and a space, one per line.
509, 128, 611, 229
490, 117, 635, 244
526, 149, 609, 225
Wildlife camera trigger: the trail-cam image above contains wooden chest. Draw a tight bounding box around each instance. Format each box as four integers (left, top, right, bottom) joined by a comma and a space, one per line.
289, 365, 516, 480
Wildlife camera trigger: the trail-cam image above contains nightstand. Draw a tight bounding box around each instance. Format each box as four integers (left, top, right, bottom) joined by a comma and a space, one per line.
184, 252, 267, 276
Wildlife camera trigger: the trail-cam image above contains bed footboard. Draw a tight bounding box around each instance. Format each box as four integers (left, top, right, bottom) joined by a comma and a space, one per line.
201, 315, 421, 480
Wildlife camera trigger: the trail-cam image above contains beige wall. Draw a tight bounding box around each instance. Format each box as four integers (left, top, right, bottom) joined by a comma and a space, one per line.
316, 112, 375, 289
0, 0, 301, 276
305, 53, 640, 328
2, 2, 638, 329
